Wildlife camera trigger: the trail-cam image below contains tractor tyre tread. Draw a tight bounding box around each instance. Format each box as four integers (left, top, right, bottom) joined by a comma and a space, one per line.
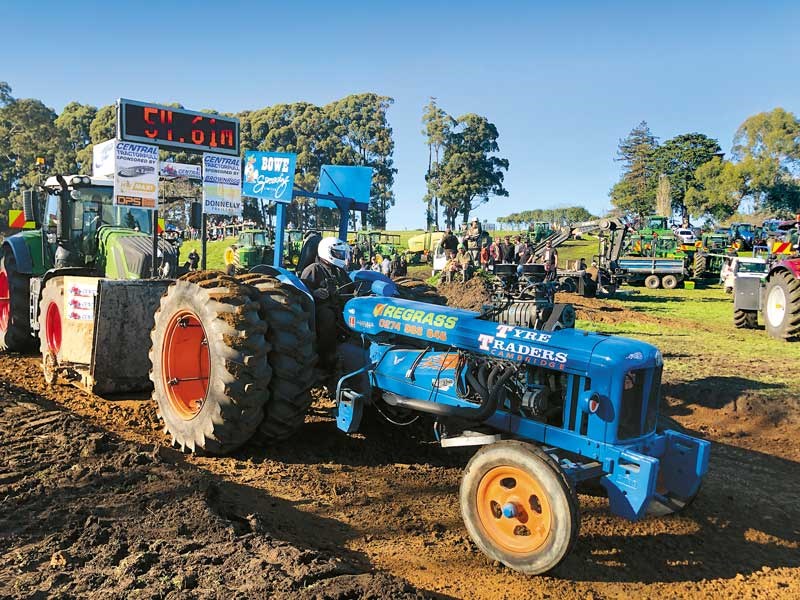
0, 248, 35, 352
733, 309, 758, 329
149, 272, 270, 455
763, 270, 800, 340
236, 273, 318, 442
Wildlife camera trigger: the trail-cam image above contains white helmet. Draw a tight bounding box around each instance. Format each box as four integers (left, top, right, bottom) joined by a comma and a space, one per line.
318, 237, 350, 269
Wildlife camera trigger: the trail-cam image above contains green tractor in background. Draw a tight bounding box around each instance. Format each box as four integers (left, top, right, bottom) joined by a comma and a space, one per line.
352, 230, 401, 260
224, 228, 275, 273
692, 231, 734, 279
527, 221, 554, 244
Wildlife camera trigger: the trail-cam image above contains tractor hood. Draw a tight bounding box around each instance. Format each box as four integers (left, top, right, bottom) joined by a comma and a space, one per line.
98, 227, 178, 279
344, 297, 620, 374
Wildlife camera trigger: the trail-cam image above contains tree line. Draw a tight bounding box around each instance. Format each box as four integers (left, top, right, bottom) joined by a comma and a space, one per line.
610, 108, 800, 222
497, 206, 597, 230
0, 83, 395, 230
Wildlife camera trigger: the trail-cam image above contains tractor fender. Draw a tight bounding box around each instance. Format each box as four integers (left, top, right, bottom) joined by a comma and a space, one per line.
349, 270, 399, 297
249, 264, 312, 300
3, 236, 33, 274
769, 258, 800, 280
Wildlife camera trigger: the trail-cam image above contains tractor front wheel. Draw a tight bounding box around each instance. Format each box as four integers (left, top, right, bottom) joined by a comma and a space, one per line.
763, 271, 800, 340
733, 309, 758, 329
38, 277, 65, 383
149, 272, 270, 454
460, 441, 579, 575
693, 253, 707, 279
644, 274, 661, 289
0, 247, 34, 352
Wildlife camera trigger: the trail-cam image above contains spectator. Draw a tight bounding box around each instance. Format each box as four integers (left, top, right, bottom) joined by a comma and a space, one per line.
514, 236, 525, 263
542, 240, 558, 281
381, 255, 391, 276
187, 248, 200, 271
488, 238, 501, 266
441, 228, 459, 258
445, 245, 474, 283
479, 242, 490, 271
358, 257, 370, 270
371, 256, 381, 272
500, 236, 515, 263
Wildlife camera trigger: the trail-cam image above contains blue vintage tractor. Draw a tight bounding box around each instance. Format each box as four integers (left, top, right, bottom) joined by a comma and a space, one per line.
10, 165, 709, 576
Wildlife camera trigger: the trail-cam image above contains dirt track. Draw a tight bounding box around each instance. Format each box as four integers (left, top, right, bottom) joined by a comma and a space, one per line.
2, 289, 800, 598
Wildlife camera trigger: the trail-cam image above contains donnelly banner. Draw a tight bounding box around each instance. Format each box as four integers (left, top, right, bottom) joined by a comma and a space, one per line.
242, 151, 296, 203
113, 141, 159, 210
202, 153, 242, 216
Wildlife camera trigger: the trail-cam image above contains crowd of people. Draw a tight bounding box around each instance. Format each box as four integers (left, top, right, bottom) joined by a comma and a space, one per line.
437, 223, 559, 284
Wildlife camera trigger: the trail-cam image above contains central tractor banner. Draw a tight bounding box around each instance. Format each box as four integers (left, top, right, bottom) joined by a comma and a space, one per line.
113, 141, 159, 209
202, 153, 242, 216
242, 151, 296, 203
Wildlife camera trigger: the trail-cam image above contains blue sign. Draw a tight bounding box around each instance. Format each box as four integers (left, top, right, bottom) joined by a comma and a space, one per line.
317, 165, 372, 212
242, 151, 296, 203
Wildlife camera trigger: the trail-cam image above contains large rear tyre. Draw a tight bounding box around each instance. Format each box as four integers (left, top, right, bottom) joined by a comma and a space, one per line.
149, 272, 270, 454
236, 273, 318, 441
0, 247, 34, 352
460, 441, 579, 575
733, 309, 758, 329
393, 276, 446, 305
693, 253, 707, 279
644, 274, 661, 289
763, 271, 800, 340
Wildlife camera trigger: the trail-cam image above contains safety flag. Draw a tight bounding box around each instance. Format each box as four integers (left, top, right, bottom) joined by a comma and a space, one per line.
8, 210, 35, 229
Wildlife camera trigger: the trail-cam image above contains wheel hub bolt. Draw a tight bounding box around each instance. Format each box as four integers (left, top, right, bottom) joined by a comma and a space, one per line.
501, 502, 518, 518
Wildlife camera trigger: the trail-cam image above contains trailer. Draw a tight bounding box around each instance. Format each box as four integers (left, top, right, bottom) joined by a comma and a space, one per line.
617, 257, 685, 289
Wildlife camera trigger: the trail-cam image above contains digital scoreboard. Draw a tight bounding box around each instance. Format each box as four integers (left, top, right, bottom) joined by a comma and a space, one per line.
117, 98, 240, 156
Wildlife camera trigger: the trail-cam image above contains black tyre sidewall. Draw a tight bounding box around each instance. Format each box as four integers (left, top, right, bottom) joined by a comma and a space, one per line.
0, 248, 34, 351
460, 441, 578, 575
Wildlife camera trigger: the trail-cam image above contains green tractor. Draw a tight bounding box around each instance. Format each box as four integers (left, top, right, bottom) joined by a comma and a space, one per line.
638, 214, 674, 237
527, 221, 554, 244
224, 228, 275, 273
352, 230, 401, 260
691, 232, 733, 279
0, 175, 178, 389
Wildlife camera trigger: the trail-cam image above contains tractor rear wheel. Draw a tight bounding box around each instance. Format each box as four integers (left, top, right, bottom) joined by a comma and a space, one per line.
733, 309, 758, 329
644, 274, 661, 289
693, 253, 707, 279
460, 441, 579, 575
763, 271, 800, 340
0, 247, 34, 352
661, 274, 679, 290
236, 273, 318, 441
393, 276, 447, 305
149, 272, 270, 454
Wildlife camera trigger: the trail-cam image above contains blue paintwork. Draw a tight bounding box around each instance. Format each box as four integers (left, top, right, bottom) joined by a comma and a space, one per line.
349, 270, 399, 297
338, 296, 710, 521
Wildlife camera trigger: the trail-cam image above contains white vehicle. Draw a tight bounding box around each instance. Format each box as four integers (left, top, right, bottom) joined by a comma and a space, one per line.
432, 245, 448, 276
723, 256, 767, 293
674, 228, 697, 244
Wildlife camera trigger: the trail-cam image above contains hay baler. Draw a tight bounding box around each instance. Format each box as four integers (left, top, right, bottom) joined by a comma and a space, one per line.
334, 295, 710, 575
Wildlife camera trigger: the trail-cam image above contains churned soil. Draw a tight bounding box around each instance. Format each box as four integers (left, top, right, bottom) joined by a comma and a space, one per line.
2, 275, 800, 598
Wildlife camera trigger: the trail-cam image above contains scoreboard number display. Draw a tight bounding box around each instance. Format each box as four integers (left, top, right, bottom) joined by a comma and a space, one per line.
117, 98, 240, 156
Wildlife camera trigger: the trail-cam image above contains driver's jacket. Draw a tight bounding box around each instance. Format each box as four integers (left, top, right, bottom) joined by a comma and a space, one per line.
300, 260, 352, 305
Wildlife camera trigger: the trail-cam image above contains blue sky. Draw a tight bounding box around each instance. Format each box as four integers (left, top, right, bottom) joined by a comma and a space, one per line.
1, 0, 798, 228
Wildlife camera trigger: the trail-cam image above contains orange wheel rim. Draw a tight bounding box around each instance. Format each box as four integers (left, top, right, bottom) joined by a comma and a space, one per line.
476, 465, 552, 554
162, 310, 210, 419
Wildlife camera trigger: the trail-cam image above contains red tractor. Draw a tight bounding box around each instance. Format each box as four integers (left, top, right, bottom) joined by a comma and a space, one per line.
733, 221, 800, 340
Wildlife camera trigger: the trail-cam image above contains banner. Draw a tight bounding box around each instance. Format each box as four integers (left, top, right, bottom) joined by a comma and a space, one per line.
113, 142, 159, 210
242, 151, 296, 203
202, 153, 242, 216
160, 161, 202, 179
92, 138, 116, 179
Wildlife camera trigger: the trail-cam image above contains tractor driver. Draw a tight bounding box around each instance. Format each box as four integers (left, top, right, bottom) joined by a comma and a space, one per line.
301, 237, 352, 370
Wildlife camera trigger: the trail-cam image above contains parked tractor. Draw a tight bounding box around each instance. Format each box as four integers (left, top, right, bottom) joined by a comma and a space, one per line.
352, 230, 401, 261
732, 222, 800, 339
224, 228, 274, 273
